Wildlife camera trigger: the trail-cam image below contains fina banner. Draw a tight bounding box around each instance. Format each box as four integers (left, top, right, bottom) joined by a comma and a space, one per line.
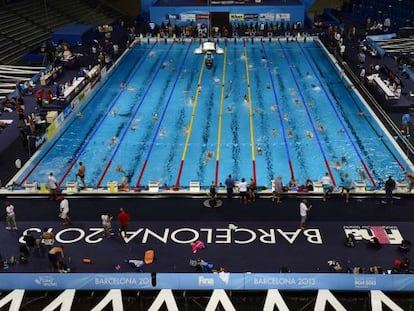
165, 14, 179, 20
1, 273, 414, 291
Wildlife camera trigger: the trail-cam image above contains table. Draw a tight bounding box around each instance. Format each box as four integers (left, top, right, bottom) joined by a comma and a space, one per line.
59, 77, 86, 104
40, 66, 62, 86
367, 74, 396, 101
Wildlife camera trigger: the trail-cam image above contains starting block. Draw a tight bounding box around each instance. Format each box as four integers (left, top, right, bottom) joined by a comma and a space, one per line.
66, 181, 78, 192
312, 181, 323, 193
354, 180, 366, 193
190, 181, 200, 192
396, 180, 408, 192
25, 182, 38, 192
148, 181, 160, 192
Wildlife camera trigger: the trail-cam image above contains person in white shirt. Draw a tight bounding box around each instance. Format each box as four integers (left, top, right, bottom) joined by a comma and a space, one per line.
299, 199, 312, 229
48, 172, 58, 200
239, 178, 248, 204
58, 196, 71, 225
5, 201, 17, 230
321, 172, 333, 201
101, 211, 113, 238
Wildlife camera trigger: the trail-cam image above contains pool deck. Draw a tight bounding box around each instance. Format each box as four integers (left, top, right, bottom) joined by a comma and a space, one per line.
0, 192, 413, 275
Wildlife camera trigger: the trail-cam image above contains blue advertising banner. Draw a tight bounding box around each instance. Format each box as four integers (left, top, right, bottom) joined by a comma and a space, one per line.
1, 273, 414, 291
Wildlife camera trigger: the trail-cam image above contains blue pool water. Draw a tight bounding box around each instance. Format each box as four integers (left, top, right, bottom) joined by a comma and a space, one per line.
16, 38, 412, 190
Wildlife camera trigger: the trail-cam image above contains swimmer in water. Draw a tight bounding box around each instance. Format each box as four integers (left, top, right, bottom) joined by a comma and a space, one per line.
159, 130, 166, 137
111, 108, 118, 116
131, 124, 137, 131
254, 108, 261, 115
307, 101, 313, 108
287, 129, 293, 138
184, 124, 190, 134
333, 161, 341, 170
257, 146, 263, 155
127, 86, 134, 91
189, 96, 195, 106
203, 151, 213, 164
110, 136, 117, 146
266, 83, 271, 89
153, 113, 159, 122
316, 123, 325, 132
283, 113, 289, 121
306, 130, 314, 139
272, 128, 277, 137
148, 51, 155, 57
226, 106, 233, 113
290, 88, 296, 96
116, 165, 125, 173
312, 84, 321, 91
358, 111, 365, 117
271, 104, 278, 112
77, 112, 83, 118
294, 99, 300, 105
358, 169, 366, 180
341, 156, 348, 165
120, 81, 126, 88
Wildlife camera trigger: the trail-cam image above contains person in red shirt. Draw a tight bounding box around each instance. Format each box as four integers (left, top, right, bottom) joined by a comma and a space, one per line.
117, 208, 130, 240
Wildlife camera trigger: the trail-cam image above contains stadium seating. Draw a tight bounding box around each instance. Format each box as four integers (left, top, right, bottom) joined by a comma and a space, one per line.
0, 0, 122, 65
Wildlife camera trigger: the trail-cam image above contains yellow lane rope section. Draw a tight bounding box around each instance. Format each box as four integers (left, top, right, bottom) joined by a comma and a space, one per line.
215, 48, 228, 176
180, 54, 207, 162
243, 46, 256, 165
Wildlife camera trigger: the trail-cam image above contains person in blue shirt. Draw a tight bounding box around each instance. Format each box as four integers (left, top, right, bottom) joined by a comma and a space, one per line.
340, 173, 353, 204
224, 174, 235, 200
402, 112, 411, 134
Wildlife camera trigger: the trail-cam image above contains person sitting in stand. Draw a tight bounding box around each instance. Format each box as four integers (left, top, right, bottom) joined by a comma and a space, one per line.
43, 89, 53, 105
367, 237, 382, 249
399, 239, 411, 253
35, 88, 44, 108
52, 82, 62, 98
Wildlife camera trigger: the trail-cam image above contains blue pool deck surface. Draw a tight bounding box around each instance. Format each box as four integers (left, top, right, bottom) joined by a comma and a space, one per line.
12, 37, 414, 191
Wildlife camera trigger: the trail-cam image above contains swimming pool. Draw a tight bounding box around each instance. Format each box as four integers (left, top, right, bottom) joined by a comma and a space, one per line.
15, 37, 413, 190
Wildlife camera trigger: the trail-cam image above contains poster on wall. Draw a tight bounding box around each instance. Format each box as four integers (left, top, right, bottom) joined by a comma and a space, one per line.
244, 13, 259, 21
229, 13, 245, 22
276, 13, 291, 22
259, 13, 275, 23
196, 13, 210, 21
180, 13, 197, 22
